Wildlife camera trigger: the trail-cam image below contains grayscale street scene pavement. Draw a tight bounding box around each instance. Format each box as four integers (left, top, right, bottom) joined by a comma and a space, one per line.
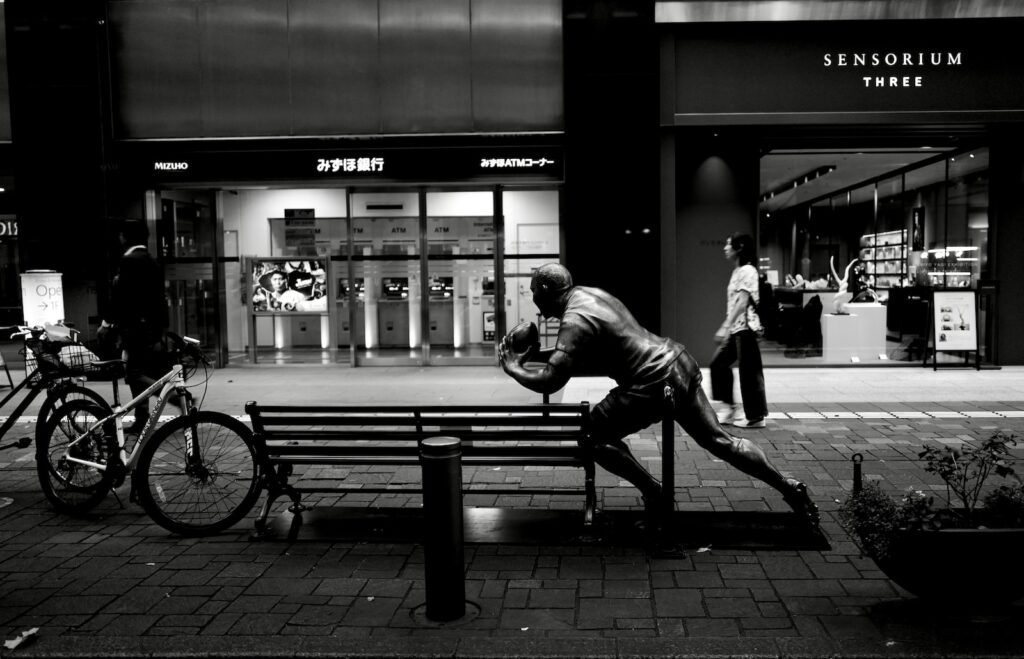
1, 365, 1023, 657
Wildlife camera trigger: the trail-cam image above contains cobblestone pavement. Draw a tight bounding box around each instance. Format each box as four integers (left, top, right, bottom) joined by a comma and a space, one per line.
1, 365, 1024, 657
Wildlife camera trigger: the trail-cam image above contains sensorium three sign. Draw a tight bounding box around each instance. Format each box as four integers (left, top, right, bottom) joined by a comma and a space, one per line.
666, 20, 1024, 124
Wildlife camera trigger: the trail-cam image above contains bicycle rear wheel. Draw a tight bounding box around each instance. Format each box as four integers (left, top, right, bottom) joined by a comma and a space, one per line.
35, 383, 111, 447
36, 399, 116, 513
134, 411, 261, 536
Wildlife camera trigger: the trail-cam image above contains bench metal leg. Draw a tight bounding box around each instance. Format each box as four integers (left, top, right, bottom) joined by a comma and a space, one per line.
251, 470, 303, 540
583, 460, 596, 526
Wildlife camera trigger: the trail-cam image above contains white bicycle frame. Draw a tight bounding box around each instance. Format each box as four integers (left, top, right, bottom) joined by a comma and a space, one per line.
60, 362, 193, 473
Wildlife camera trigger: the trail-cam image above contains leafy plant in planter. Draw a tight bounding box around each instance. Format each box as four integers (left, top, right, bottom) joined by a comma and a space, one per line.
839, 431, 1024, 605
918, 431, 1019, 526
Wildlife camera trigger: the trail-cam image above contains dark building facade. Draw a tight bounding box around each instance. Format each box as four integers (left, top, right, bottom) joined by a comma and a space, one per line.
3, 1, 1023, 368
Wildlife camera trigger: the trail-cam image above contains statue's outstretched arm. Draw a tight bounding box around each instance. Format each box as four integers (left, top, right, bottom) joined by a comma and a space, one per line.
501, 349, 571, 394
499, 324, 573, 395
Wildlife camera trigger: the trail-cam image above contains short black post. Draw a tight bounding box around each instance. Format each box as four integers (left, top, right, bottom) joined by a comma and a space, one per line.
852, 453, 863, 494
662, 385, 675, 514
419, 436, 465, 622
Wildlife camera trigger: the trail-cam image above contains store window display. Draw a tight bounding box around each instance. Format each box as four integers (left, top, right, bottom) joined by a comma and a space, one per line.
758, 146, 990, 365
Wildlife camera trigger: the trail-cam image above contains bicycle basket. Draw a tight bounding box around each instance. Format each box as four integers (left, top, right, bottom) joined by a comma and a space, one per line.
24, 343, 110, 384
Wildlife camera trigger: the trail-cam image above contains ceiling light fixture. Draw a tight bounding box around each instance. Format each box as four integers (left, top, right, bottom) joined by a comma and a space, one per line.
760, 165, 836, 203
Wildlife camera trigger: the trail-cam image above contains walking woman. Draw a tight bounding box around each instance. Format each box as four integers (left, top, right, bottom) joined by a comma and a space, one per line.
711, 232, 768, 428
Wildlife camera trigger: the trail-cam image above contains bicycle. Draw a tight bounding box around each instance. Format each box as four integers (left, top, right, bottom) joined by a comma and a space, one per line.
35, 331, 262, 535
0, 323, 120, 452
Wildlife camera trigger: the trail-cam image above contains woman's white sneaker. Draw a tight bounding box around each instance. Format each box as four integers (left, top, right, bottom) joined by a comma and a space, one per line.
716, 405, 740, 425
733, 417, 766, 429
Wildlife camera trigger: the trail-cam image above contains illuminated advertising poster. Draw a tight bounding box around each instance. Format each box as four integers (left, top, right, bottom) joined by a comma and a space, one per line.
21, 270, 65, 327
932, 291, 977, 352
251, 259, 327, 313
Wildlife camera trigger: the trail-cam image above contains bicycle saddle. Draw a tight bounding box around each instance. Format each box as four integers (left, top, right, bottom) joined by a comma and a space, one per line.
43, 323, 78, 344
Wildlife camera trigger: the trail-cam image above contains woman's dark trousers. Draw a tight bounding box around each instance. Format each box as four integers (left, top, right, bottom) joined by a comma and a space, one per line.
709, 329, 767, 421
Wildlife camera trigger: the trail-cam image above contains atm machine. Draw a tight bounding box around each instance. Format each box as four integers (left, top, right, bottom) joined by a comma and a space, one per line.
336, 278, 365, 347
427, 276, 455, 346
378, 277, 410, 348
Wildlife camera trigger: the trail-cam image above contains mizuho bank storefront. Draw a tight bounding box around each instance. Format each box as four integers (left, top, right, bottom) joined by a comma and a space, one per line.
120, 142, 565, 368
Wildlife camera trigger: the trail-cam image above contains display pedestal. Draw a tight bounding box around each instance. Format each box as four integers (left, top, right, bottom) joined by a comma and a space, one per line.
821, 303, 887, 362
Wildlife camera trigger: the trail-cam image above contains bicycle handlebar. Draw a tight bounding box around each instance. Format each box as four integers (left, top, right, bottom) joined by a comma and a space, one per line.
166, 331, 212, 367
1, 324, 77, 343
1, 325, 38, 340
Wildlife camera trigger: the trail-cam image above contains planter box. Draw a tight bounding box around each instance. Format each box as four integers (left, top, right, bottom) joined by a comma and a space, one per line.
877, 527, 1024, 605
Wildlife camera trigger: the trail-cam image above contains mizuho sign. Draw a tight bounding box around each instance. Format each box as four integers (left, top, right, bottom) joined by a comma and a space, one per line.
153, 162, 189, 171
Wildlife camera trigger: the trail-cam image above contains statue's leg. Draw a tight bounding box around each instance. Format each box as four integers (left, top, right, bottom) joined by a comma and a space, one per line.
588, 393, 664, 507
675, 385, 818, 526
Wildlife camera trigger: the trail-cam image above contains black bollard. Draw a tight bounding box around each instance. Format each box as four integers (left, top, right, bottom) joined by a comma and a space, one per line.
662, 385, 675, 514
419, 436, 466, 622
852, 453, 863, 494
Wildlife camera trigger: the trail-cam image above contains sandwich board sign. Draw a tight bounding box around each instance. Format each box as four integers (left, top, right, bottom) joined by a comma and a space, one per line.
21, 270, 64, 328
928, 290, 979, 370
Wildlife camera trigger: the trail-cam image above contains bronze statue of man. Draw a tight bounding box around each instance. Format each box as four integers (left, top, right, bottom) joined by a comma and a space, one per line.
498, 263, 818, 527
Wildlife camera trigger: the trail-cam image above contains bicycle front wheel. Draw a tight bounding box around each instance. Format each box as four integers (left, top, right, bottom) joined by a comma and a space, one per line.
36, 399, 116, 513
134, 411, 262, 536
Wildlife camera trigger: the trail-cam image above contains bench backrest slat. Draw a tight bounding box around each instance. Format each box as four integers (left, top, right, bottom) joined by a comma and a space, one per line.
249, 415, 584, 427
267, 444, 583, 456
247, 403, 585, 415
263, 430, 584, 440
245, 401, 590, 433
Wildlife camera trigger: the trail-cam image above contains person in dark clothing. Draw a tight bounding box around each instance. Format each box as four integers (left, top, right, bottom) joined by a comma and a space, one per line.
710, 233, 768, 428
498, 263, 818, 527
99, 219, 169, 434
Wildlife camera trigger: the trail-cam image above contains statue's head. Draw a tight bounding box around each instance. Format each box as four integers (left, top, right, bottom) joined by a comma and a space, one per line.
530, 263, 573, 319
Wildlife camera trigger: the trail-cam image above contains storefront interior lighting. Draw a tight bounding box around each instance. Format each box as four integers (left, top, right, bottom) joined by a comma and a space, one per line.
927, 246, 979, 258
759, 165, 836, 203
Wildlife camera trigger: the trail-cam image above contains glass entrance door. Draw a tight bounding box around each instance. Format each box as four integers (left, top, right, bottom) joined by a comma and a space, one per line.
501, 189, 563, 351
156, 192, 224, 365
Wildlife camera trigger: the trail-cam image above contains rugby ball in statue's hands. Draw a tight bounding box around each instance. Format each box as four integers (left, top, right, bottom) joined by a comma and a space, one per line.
506, 321, 540, 353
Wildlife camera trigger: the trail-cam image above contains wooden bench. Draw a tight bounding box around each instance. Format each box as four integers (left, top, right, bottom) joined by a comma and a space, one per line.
244, 400, 595, 537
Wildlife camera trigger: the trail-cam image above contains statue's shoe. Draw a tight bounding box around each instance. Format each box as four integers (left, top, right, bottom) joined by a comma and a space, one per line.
783, 479, 820, 528
636, 490, 669, 534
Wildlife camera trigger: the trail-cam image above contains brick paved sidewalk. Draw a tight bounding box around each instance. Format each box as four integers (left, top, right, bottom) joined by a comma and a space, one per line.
1, 404, 1023, 658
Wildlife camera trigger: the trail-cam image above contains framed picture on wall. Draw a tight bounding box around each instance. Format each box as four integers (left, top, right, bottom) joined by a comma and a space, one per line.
250, 258, 328, 314
912, 206, 925, 251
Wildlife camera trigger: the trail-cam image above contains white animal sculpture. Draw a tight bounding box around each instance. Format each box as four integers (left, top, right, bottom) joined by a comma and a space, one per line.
829, 256, 855, 315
